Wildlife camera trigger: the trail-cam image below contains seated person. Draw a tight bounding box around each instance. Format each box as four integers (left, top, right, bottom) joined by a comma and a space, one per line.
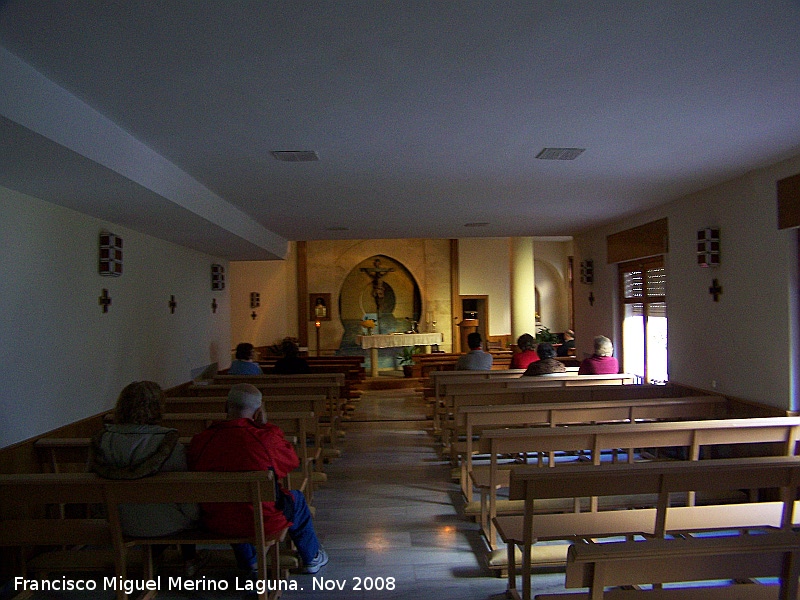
578, 335, 620, 374
522, 343, 567, 376
90, 381, 206, 576
455, 332, 493, 371
228, 342, 264, 375
556, 329, 576, 357
187, 384, 328, 575
510, 333, 539, 369
273, 339, 310, 375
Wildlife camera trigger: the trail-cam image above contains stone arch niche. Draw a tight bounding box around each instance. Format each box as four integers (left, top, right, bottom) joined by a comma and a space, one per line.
338, 255, 422, 352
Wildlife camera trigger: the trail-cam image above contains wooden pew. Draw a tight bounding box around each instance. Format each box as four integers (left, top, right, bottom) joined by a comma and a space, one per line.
159, 411, 321, 496
0, 471, 287, 600
166, 390, 341, 457
477, 416, 800, 551
427, 369, 526, 431
216, 371, 362, 401
496, 456, 800, 600
36, 407, 322, 501
182, 381, 343, 442
438, 381, 667, 446
455, 395, 728, 498
536, 531, 800, 600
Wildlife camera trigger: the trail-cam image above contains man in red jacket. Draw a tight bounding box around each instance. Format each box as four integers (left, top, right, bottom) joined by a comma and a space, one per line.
187, 383, 328, 575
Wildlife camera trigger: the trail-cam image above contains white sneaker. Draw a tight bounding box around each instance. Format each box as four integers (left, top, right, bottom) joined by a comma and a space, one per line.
301, 548, 329, 574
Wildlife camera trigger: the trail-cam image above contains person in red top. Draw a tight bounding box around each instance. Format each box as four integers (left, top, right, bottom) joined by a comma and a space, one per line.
578, 335, 620, 375
510, 333, 539, 369
187, 383, 328, 575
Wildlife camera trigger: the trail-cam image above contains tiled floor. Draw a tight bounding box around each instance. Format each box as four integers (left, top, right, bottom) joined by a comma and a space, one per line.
6, 385, 571, 600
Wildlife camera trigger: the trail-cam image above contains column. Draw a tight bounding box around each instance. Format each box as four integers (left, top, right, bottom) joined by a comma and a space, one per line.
511, 237, 537, 341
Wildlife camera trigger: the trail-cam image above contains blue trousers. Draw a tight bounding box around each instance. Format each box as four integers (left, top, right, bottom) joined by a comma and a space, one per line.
232, 490, 320, 568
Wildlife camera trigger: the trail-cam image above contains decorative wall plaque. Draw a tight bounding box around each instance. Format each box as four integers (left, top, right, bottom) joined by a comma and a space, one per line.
697, 228, 720, 267
579, 259, 594, 284
211, 264, 225, 290
99, 231, 123, 277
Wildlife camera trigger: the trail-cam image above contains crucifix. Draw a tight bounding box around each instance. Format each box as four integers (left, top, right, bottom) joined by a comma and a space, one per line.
98, 288, 112, 313
709, 278, 723, 302
360, 258, 394, 334
169, 295, 177, 314
211, 298, 218, 313
588, 291, 595, 306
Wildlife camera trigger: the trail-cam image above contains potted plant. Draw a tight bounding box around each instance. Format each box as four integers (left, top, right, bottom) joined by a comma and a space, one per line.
535, 326, 559, 344
397, 346, 418, 377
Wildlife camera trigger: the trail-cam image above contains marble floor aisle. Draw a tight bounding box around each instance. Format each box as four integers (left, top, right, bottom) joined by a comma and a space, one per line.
276, 388, 568, 600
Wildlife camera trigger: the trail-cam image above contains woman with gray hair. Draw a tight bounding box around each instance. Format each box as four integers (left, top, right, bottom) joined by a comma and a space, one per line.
578, 335, 620, 374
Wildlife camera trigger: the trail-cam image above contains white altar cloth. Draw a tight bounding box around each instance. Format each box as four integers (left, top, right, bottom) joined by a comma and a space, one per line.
357, 332, 443, 349
357, 332, 443, 376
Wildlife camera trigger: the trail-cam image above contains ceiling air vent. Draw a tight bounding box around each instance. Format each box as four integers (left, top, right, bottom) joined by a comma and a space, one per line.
270, 150, 319, 162
536, 147, 585, 160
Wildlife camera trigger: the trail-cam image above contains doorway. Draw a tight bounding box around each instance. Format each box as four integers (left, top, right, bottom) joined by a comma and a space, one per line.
458, 295, 488, 352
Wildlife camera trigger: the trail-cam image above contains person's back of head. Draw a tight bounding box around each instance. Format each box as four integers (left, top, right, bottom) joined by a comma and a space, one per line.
593, 335, 613, 357
536, 343, 556, 360
516, 333, 535, 351
114, 381, 164, 425
235, 342, 255, 361
227, 383, 263, 419
280, 339, 299, 357
564, 329, 574, 341
467, 332, 482, 350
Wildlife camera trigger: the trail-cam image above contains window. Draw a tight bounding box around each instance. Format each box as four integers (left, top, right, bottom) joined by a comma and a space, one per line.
619, 257, 667, 383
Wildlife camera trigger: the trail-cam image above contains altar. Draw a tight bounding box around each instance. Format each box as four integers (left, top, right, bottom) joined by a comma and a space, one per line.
357, 332, 444, 377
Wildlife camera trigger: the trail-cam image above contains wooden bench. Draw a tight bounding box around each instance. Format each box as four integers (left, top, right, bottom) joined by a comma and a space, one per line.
217, 371, 362, 400
164, 393, 341, 458
438, 381, 669, 446
476, 416, 800, 551
427, 369, 526, 431
535, 531, 800, 600
455, 395, 728, 498
159, 410, 323, 495
37, 408, 323, 500
0, 471, 287, 600
182, 381, 344, 443
496, 456, 800, 600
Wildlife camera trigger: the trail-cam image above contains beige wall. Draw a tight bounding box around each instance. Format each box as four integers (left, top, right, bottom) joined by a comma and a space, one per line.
1, 186, 230, 447
573, 154, 800, 410
459, 238, 512, 336
229, 243, 298, 357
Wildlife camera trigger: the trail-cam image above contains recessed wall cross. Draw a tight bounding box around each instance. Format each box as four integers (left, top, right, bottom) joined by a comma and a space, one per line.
709, 278, 723, 302
98, 288, 112, 313
169, 295, 177, 314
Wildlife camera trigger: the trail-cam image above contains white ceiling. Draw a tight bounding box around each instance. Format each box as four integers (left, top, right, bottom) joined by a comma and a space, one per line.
2, 1, 800, 260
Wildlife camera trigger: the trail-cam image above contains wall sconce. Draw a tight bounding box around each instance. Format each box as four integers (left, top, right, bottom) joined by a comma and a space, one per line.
99, 231, 123, 277
579, 259, 594, 284
697, 228, 720, 267
211, 264, 225, 290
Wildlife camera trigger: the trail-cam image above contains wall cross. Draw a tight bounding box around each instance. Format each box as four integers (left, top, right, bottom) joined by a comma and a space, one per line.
709, 278, 723, 302
98, 288, 112, 313
169, 295, 177, 314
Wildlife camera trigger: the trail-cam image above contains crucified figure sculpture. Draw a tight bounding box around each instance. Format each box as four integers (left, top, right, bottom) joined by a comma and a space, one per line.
360, 258, 394, 333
